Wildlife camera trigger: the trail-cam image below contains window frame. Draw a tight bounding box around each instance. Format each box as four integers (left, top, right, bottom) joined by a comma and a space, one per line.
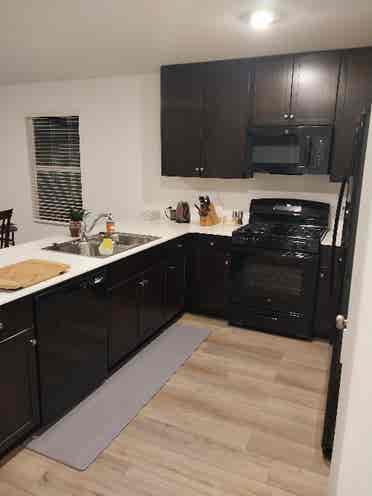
26, 114, 84, 226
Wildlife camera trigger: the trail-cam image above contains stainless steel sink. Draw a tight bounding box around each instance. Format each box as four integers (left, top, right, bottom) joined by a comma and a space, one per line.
43, 232, 160, 258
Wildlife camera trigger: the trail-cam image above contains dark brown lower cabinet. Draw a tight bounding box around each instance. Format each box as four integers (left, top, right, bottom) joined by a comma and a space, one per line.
108, 261, 169, 369
140, 264, 165, 341
108, 275, 141, 369
0, 328, 40, 457
189, 235, 231, 319
106, 239, 189, 370
164, 255, 187, 323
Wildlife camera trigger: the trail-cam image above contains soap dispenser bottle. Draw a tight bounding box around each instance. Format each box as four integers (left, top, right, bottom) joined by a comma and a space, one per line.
106, 213, 116, 235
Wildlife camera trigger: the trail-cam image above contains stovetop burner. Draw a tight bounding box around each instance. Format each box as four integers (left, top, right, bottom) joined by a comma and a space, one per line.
232, 198, 330, 254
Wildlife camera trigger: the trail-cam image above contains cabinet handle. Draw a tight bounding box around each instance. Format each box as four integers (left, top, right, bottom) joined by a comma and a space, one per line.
209, 241, 215, 247
168, 266, 176, 270
289, 114, 295, 120
29, 338, 37, 347
283, 113, 289, 120
0, 322, 4, 331
177, 243, 183, 248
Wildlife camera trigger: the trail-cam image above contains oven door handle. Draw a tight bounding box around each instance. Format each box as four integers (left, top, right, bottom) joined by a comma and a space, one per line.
245, 132, 254, 175
231, 246, 314, 262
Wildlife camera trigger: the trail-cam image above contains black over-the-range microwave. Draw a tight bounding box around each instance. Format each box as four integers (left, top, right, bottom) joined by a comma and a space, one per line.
246, 125, 333, 175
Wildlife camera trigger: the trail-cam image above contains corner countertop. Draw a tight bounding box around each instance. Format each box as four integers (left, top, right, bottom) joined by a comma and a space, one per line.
0, 218, 340, 307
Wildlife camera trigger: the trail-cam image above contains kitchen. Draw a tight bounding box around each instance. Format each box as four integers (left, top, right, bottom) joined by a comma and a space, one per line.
1, 2, 372, 495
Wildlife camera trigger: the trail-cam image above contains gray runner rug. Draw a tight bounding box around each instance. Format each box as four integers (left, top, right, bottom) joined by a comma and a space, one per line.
28, 324, 209, 470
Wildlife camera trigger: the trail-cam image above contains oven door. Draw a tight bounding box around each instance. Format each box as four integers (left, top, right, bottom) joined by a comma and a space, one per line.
229, 247, 319, 338
247, 127, 310, 175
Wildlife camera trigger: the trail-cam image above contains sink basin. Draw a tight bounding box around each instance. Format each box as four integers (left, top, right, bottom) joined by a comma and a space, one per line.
43, 232, 160, 258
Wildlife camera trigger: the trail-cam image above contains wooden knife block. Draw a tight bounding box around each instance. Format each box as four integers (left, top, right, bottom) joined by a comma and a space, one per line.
199, 202, 220, 226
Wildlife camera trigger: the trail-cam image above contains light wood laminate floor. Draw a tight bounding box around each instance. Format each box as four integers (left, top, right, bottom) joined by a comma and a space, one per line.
0, 314, 331, 496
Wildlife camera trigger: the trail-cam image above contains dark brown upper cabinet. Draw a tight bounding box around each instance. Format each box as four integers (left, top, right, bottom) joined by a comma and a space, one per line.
330, 47, 372, 181
291, 51, 341, 124
203, 59, 252, 178
161, 63, 204, 177
161, 60, 252, 178
252, 51, 341, 126
251, 55, 293, 126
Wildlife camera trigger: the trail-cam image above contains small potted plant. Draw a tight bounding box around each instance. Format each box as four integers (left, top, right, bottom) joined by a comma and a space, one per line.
69, 208, 85, 237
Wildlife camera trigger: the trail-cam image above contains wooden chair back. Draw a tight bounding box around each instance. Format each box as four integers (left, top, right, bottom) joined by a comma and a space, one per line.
0, 209, 13, 248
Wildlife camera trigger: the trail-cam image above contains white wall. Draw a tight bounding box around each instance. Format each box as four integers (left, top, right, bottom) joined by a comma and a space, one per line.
328, 111, 372, 496
0, 72, 340, 243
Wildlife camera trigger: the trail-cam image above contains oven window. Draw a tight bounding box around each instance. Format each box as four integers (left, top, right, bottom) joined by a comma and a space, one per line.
251, 135, 301, 165
245, 263, 304, 297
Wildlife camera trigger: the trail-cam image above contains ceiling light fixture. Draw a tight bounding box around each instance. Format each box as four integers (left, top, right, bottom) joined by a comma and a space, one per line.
249, 10, 276, 30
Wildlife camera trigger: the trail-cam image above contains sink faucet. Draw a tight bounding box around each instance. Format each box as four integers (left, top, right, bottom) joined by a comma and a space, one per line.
80, 211, 109, 241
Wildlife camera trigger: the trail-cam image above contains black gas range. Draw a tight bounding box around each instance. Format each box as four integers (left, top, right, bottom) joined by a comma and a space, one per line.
229, 199, 330, 339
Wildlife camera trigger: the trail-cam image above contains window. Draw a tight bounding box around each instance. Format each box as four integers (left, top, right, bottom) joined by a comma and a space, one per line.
29, 116, 83, 223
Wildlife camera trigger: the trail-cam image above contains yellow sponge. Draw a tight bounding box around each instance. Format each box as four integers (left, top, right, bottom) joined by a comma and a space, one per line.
98, 237, 114, 256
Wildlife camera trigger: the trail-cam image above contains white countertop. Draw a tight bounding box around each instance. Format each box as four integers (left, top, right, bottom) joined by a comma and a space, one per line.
0, 217, 341, 306
0, 220, 236, 306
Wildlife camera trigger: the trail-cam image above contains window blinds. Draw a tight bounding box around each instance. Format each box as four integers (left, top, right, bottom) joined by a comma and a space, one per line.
30, 116, 83, 223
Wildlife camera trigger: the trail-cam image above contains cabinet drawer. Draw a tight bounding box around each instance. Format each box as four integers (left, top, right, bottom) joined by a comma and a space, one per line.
194, 234, 231, 252
163, 236, 189, 260
108, 244, 165, 288
0, 297, 34, 341
166, 236, 188, 251
108, 236, 190, 288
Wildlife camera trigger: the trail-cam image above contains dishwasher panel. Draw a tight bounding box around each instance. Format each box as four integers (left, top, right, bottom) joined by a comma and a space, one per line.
35, 271, 108, 426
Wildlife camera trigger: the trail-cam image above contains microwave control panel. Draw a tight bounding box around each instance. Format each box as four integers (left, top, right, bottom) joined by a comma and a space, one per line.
308, 135, 331, 174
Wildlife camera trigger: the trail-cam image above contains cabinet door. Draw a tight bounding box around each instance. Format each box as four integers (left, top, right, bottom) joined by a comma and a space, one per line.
203, 59, 252, 178
108, 276, 141, 369
331, 48, 372, 181
140, 264, 165, 340
164, 255, 187, 323
291, 51, 341, 125
190, 239, 231, 318
161, 64, 204, 177
0, 329, 40, 456
252, 56, 293, 125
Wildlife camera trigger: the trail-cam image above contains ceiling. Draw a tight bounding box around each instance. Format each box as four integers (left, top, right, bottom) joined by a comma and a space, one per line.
1, 0, 372, 85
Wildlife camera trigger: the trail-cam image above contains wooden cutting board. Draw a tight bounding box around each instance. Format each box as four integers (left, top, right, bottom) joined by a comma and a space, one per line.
0, 259, 70, 290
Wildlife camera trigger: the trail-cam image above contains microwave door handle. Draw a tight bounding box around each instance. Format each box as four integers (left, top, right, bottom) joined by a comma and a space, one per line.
305, 135, 312, 166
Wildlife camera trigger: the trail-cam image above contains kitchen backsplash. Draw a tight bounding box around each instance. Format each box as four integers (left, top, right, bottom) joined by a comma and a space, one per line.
142, 174, 340, 225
